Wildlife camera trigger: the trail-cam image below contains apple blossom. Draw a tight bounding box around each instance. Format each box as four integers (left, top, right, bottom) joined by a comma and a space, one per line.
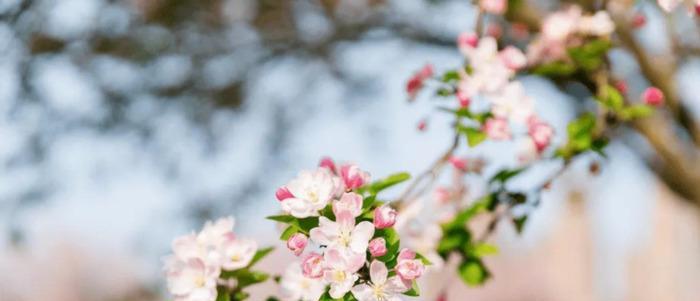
165, 258, 218, 301
632, 13, 646, 29
483, 117, 512, 140
417, 119, 427, 131
279, 264, 325, 301
448, 156, 468, 171
286, 233, 308, 256
528, 116, 554, 153
281, 168, 339, 218
220, 237, 257, 270
480, 0, 507, 15
577, 11, 614, 36
457, 31, 479, 54
542, 6, 581, 42
340, 164, 371, 190
333, 192, 363, 217
310, 211, 375, 253
657, 0, 681, 12
517, 137, 540, 164
322, 248, 365, 298
491, 81, 535, 124
499, 46, 527, 70
395, 248, 425, 280
368, 237, 388, 257
643, 87, 664, 106
373, 205, 397, 229
351, 260, 409, 301
457, 89, 471, 107
300, 252, 324, 278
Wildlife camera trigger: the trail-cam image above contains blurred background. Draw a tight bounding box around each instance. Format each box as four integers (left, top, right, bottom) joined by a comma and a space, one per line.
1, 0, 699, 300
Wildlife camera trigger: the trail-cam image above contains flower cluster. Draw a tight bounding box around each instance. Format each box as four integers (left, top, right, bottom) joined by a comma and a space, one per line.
527, 6, 614, 65
164, 217, 271, 301
272, 158, 427, 301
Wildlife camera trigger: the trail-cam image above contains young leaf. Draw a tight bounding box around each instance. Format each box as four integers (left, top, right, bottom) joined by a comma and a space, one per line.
459, 126, 487, 147
247, 247, 274, 268
469, 243, 499, 257
403, 280, 421, 297
280, 225, 298, 240
458, 260, 490, 286
489, 167, 526, 184
367, 172, 411, 194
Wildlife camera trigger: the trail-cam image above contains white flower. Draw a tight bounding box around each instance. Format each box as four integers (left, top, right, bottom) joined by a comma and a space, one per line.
172, 217, 237, 268
279, 263, 326, 301
461, 37, 514, 96
165, 257, 219, 301
491, 82, 534, 124
220, 238, 257, 271
350, 261, 409, 301
282, 168, 340, 218
542, 6, 581, 42
310, 211, 375, 253
578, 11, 614, 36
657, 0, 681, 12
323, 248, 366, 298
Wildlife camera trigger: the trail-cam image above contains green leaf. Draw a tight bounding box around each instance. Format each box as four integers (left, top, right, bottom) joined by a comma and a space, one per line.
366, 172, 411, 194
459, 126, 487, 147
442, 70, 460, 82
266, 215, 296, 224
489, 167, 526, 184
458, 260, 490, 286
236, 270, 270, 288
279, 225, 298, 240
232, 291, 250, 301
567, 39, 612, 72
531, 61, 576, 77
512, 216, 528, 234
216, 287, 231, 301
469, 243, 499, 257
247, 247, 274, 268
437, 230, 468, 254
442, 194, 494, 230
415, 252, 433, 266
403, 280, 421, 297
598, 84, 624, 111
620, 104, 654, 120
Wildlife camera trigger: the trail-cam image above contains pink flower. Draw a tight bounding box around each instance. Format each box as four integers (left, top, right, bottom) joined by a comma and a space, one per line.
517, 137, 539, 164
275, 186, 293, 202
406, 64, 434, 99
322, 248, 365, 298
528, 116, 554, 153
433, 187, 451, 204
395, 248, 424, 280
486, 22, 503, 38
287, 233, 308, 256
279, 264, 325, 301
368, 238, 388, 257
351, 261, 409, 301
165, 257, 218, 301
319, 156, 337, 174
340, 164, 371, 190
373, 205, 397, 229
448, 156, 468, 171
483, 117, 512, 140
310, 211, 375, 253
499, 46, 527, 70
301, 252, 324, 279
491, 82, 535, 124
614, 80, 628, 95
281, 168, 339, 218
457, 32, 479, 54
220, 236, 257, 271
480, 0, 507, 14
642, 87, 664, 106
333, 192, 363, 218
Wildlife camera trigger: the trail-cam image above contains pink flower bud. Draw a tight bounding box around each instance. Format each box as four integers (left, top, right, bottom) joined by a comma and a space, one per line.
406, 64, 434, 100
632, 13, 646, 29
417, 119, 427, 132
340, 164, 370, 190
696, 3, 700, 16
499, 46, 527, 70
368, 238, 387, 257
527, 116, 554, 153
301, 253, 324, 278
457, 32, 479, 52
396, 259, 425, 280
448, 156, 468, 171
373, 205, 397, 229
433, 187, 451, 204
511, 22, 529, 41
319, 156, 337, 174
486, 22, 502, 39
286, 233, 308, 256
457, 89, 471, 108
642, 87, 664, 106
397, 248, 416, 262
614, 80, 628, 95
483, 117, 511, 140
275, 186, 293, 201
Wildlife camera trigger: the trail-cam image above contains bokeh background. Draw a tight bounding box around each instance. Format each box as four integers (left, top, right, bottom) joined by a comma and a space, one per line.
1, 0, 699, 300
